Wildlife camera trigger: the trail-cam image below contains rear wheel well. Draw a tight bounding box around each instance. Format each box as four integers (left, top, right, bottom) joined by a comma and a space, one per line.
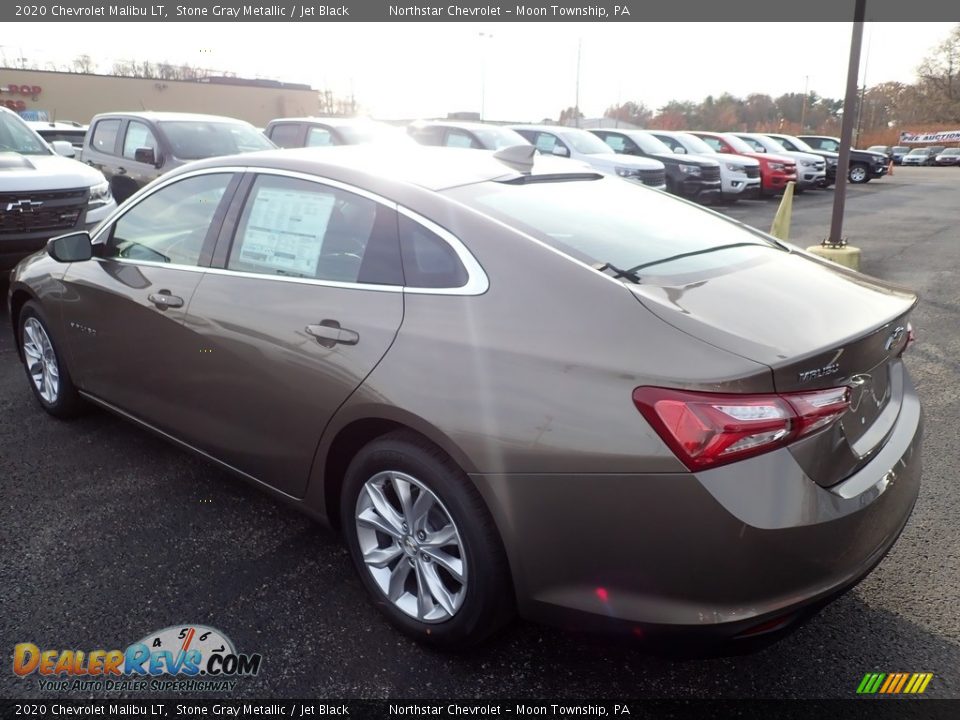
323, 419, 407, 531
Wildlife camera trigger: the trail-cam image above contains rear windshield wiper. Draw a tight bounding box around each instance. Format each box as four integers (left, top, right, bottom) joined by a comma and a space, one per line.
626, 242, 771, 275
592, 261, 642, 284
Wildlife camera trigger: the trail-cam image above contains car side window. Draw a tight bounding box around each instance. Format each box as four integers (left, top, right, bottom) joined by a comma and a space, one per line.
532, 132, 559, 154
398, 215, 468, 289
822, 140, 840, 152
306, 127, 334, 147
91, 119, 121, 154
105, 173, 233, 266
122, 121, 159, 160
269, 123, 303, 148
602, 134, 626, 153
445, 129, 478, 149
227, 175, 402, 285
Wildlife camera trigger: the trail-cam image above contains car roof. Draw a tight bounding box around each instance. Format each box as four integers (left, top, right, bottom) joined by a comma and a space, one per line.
168, 144, 596, 192
410, 120, 513, 131
90, 111, 253, 124
268, 116, 388, 128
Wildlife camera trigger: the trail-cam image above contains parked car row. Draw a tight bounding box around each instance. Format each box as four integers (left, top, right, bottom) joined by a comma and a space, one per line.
897, 145, 960, 166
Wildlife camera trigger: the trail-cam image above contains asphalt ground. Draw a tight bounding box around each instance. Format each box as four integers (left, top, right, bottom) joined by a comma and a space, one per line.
1, 166, 958, 700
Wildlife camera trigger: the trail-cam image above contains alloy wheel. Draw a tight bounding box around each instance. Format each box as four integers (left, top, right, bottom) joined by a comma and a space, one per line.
22, 318, 60, 404
355, 470, 467, 623
849, 166, 867, 183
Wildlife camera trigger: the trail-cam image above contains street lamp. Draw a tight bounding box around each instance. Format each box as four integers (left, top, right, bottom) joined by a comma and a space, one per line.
478, 32, 494, 122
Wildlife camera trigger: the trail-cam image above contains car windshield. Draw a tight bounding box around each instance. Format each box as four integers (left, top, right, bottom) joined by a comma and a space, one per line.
907, 148, 928, 155
472, 126, 528, 150
0, 113, 51, 155
674, 133, 716, 154
893, 146, 909, 152
779, 136, 816, 152
447, 177, 780, 279
561, 130, 614, 155
159, 120, 274, 159
716, 134, 755, 154
940, 148, 960, 155
628, 132, 674, 155
867, 146, 888, 152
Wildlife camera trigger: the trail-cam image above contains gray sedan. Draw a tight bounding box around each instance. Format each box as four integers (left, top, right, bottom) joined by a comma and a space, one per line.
8, 145, 921, 647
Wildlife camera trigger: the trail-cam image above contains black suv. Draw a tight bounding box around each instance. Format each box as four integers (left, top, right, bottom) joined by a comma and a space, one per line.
590, 128, 722, 201
797, 135, 889, 184
81, 112, 274, 202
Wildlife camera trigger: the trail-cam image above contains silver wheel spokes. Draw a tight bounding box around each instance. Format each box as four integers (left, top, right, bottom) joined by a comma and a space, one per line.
22, 318, 59, 404
355, 471, 467, 623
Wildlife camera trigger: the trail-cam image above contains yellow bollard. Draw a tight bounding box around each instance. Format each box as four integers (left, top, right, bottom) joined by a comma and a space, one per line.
805, 244, 862, 271
769, 181, 795, 241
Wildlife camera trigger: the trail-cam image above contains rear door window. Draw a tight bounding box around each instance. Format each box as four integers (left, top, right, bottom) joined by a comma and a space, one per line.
91, 119, 121, 154
227, 174, 402, 285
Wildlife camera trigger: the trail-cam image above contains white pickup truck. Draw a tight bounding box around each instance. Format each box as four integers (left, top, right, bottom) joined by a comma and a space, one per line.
0, 107, 115, 273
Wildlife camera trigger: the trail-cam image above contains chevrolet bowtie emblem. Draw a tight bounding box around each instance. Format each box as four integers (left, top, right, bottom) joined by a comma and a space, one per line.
5, 199, 43, 213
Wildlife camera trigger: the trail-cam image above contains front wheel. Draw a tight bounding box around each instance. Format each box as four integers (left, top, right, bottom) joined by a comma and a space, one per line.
341, 431, 514, 647
849, 164, 869, 184
19, 301, 85, 418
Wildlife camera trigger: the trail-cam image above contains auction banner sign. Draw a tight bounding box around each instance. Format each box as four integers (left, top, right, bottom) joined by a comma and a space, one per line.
900, 130, 960, 143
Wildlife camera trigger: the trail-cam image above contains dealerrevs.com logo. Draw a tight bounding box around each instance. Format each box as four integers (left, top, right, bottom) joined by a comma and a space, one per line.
13, 625, 262, 692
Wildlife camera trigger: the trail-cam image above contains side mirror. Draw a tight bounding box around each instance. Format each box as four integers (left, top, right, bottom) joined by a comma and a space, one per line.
46, 231, 93, 263
134, 147, 161, 167
552, 145, 570, 157
673, 146, 687, 154
51, 140, 76, 158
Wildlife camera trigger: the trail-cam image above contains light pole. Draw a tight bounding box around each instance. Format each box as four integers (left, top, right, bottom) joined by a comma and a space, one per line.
478, 32, 493, 122
574, 38, 582, 128
800, 75, 809, 131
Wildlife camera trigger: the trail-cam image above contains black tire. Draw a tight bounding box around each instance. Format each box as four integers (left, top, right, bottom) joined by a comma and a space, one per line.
848, 163, 870, 184
341, 430, 514, 647
19, 301, 85, 418
109, 176, 138, 204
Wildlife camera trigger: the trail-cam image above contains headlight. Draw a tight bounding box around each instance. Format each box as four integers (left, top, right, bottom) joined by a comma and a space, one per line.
614, 166, 641, 178
828, 158, 838, 166
679, 164, 701, 176
725, 163, 746, 173
87, 181, 112, 208
769, 162, 786, 171
800, 160, 814, 167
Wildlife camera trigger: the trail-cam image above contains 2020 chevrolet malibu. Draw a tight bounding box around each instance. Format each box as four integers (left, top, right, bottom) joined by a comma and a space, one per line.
8, 144, 922, 647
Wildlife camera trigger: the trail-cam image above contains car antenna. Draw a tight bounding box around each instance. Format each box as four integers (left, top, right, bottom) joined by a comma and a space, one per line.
494, 144, 537, 173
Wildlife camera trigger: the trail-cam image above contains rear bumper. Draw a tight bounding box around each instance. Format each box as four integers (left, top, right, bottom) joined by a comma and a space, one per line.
473, 370, 922, 638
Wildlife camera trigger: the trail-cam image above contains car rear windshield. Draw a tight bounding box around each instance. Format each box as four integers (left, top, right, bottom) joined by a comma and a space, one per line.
472, 126, 529, 150
447, 177, 781, 278
160, 121, 274, 159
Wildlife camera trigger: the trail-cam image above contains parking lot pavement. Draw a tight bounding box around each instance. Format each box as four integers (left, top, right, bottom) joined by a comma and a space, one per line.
1, 165, 958, 700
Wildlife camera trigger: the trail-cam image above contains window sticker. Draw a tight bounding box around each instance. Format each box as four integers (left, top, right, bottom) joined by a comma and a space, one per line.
238, 188, 336, 277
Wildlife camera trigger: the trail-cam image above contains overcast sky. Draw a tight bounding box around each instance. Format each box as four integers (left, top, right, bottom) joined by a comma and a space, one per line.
5, 22, 956, 120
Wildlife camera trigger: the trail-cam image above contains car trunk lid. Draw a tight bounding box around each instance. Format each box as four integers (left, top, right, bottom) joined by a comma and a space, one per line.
627, 247, 917, 487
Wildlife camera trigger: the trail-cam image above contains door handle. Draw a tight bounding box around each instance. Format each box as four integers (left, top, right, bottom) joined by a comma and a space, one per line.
148, 291, 184, 310
306, 320, 359, 347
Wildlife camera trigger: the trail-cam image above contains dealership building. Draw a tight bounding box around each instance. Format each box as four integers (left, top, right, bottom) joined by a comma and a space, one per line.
0, 68, 320, 127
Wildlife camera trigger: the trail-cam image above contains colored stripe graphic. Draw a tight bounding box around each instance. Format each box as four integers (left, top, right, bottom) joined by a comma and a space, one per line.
857, 672, 933, 694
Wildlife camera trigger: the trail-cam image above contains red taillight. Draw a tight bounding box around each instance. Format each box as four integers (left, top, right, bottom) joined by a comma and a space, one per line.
632, 386, 851, 471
